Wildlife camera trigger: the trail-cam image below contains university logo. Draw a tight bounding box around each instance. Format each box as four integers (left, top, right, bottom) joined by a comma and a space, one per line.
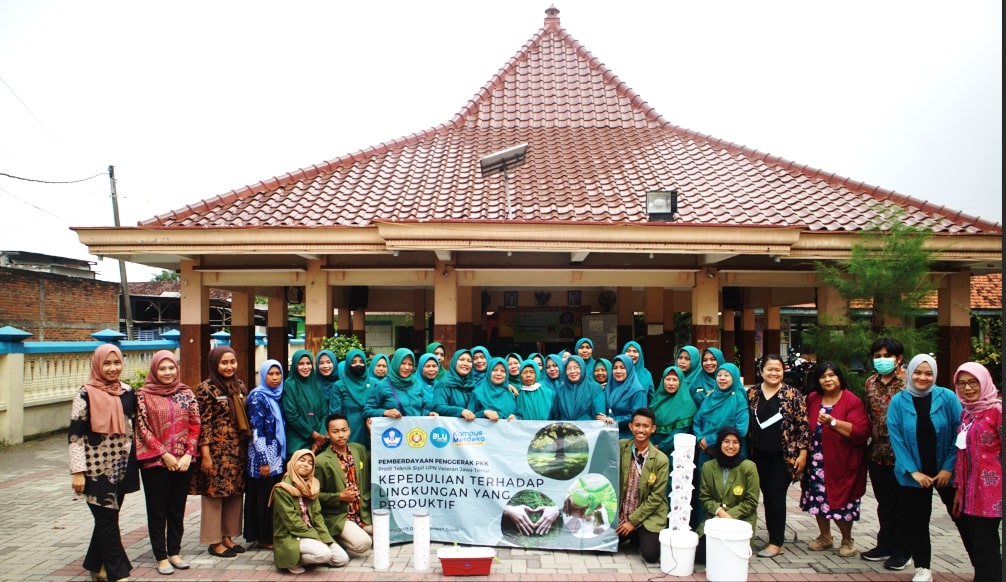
381, 427, 403, 449
430, 427, 450, 448
406, 427, 428, 448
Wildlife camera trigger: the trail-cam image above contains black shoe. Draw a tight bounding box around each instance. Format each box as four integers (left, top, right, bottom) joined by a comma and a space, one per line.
208, 544, 237, 558
883, 555, 911, 570
861, 547, 891, 561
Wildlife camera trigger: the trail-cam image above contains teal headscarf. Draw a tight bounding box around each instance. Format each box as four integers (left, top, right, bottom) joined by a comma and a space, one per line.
622, 341, 655, 399
281, 349, 327, 454
368, 353, 389, 385
505, 352, 523, 390
693, 362, 748, 450
552, 355, 604, 421
541, 354, 565, 392
676, 345, 703, 391
416, 353, 440, 400
472, 357, 517, 418
649, 365, 698, 451
690, 347, 725, 404
315, 349, 339, 406
606, 354, 648, 437
574, 338, 596, 376
469, 346, 492, 384
592, 357, 612, 391
514, 359, 553, 421
426, 342, 447, 379
388, 347, 417, 390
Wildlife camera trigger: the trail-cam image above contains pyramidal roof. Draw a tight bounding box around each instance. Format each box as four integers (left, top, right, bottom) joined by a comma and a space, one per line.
140, 6, 1000, 234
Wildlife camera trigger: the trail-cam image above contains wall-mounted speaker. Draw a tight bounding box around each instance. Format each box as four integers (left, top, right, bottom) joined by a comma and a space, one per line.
723, 287, 743, 311
348, 285, 370, 310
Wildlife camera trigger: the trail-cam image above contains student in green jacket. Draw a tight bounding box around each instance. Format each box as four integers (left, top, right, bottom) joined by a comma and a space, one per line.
695, 426, 761, 562
616, 407, 670, 563
316, 413, 373, 557
269, 449, 349, 574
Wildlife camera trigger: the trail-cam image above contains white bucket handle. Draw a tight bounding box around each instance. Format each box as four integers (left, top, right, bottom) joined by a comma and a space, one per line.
723, 541, 752, 560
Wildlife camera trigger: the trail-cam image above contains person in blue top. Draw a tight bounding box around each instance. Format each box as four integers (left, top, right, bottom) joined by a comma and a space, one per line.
693, 362, 749, 470
315, 350, 339, 411
471, 357, 519, 421
649, 365, 698, 457
690, 347, 726, 406
364, 348, 438, 420
549, 355, 606, 421
541, 354, 565, 393
416, 353, 441, 403
469, 346, 492, 385
281, 350, 329, 457
332, 349, 373, 448
574, 338, 596, 379
604, 354, 648, 439
244, 359, 286, 550
592, 358, 612, 392
621, 341, 655, 400
367, 354, 389, 387
432, 349, 477, 420
514, 358, 554, 421
885, 354, 963, 581
675, 345, 704, 404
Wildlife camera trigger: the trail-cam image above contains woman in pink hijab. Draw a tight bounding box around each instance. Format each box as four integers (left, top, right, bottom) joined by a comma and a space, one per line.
69, 343, 140, 582
951, 362, 1002, 582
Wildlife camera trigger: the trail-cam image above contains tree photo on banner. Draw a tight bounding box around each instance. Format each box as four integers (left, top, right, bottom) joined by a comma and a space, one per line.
370, 417, 620, 551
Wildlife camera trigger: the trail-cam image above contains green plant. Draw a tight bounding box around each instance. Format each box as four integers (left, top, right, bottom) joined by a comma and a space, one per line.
970, 313, 1002, 387
320, 334, 372, 360
803, 206, 938, 395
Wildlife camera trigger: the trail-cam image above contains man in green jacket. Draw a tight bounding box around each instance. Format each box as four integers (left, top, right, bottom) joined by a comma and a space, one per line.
316, 413, 374, 557
616, 407, 670, 563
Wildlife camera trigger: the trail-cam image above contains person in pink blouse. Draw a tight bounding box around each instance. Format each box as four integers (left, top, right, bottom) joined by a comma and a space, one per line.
135, 350, 201, 575
951, 362, 1002, 582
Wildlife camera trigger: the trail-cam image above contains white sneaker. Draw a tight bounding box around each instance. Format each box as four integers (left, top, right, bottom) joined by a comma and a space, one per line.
912, 567, 933, 582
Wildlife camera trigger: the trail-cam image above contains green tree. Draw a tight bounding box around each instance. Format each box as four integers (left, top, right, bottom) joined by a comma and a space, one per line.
152, 270, 179, 281
803, 206, 938, 394
320, 333, 371, 360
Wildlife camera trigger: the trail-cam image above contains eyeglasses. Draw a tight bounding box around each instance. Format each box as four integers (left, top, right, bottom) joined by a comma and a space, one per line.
956, 379, 980, 389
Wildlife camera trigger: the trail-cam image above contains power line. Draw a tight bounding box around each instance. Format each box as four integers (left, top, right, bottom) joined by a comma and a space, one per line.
0, 74, 59, 142
0, 185, 68, 221
0, 170, 107, 185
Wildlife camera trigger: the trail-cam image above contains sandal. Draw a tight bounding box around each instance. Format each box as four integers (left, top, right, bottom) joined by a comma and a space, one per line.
808, 534, 834, 551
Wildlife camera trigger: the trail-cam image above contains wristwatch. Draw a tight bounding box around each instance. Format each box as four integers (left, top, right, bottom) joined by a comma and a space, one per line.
830, 418, 838, 427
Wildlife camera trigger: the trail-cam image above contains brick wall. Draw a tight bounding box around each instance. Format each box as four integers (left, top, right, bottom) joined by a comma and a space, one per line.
0, 267, 119, 341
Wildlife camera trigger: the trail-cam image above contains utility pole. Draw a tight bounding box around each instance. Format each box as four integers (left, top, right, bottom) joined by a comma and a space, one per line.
109, 165, 134, 340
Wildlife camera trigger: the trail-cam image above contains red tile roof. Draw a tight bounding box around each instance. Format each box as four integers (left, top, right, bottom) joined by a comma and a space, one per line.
139, 7, 1001, 235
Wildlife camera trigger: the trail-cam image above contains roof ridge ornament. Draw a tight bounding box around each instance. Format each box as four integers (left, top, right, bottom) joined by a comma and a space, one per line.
544, 5, 560, 31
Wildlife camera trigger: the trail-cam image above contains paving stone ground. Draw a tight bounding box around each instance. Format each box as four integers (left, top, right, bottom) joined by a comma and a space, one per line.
0, 432, 984, 581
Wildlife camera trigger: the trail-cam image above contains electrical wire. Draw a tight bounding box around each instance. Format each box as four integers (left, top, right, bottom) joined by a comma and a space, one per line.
0, 170, 107, 185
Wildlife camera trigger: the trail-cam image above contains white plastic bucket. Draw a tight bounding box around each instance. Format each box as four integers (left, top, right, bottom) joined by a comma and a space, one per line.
703, 518, 752, 582
673, 433, 696, 451
659, 529, 698, 576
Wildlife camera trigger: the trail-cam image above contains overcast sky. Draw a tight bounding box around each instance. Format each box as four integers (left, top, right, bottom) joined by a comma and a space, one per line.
1, 0, 1001, 283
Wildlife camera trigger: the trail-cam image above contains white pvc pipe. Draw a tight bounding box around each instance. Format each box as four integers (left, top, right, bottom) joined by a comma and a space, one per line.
373, 509, 390, 571
413, 510, 430, 571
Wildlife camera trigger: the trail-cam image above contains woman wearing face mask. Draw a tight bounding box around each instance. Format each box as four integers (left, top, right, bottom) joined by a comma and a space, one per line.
432, 349, 478, 420
951, 362, 1002, 582
549, 355, 606, 421
886, 354, 963, 582
332, 349, 373, 448
860, 337, 908, 564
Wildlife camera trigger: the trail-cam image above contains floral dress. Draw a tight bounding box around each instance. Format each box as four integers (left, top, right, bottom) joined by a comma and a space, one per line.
799, 404, 861, 521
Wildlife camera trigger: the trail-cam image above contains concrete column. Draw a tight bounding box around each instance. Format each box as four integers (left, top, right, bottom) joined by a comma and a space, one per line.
692, 269, 720, 350
937, 271, 972, 387
0, 327, 31, 444
304, 260, 332, 355
179, 260, 210, 389
616, 286, 633, 350
267, 296, 289, 368
433, 261, 458, 355
229, 290, 256, 388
